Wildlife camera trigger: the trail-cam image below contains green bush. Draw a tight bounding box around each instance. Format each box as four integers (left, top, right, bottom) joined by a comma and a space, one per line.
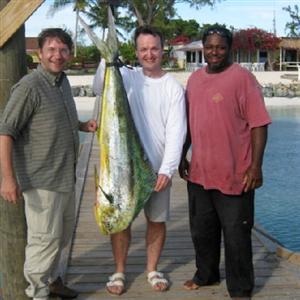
119, 42, 136, 65
26, 54, 34, 67
76, 45, 101, 63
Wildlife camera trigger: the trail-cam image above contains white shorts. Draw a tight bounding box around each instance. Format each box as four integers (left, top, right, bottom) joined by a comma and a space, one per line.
144, 183, 171, 222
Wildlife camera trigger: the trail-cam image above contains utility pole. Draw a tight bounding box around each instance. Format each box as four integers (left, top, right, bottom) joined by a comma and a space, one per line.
273, 9, 277, 36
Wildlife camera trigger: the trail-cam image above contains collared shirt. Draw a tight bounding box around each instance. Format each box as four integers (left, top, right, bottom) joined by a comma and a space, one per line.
0, 65, 79, 193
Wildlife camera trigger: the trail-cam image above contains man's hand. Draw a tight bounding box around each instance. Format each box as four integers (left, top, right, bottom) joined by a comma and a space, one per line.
0, 176, 21, 204
178, 157, 189, 181
154, 174, 170, 192
243, 165, 263, 193
79, 119, 97, 132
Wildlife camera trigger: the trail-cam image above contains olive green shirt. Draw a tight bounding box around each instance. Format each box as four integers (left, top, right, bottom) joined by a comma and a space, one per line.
0, 65, 79, 193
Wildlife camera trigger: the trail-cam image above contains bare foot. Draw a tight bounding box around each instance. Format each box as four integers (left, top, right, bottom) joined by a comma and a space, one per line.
183, 279, 200, 290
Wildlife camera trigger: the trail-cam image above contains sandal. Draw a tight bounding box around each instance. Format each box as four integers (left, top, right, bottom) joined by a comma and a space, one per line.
147, 271, 169, 292
106, 272, 126, 296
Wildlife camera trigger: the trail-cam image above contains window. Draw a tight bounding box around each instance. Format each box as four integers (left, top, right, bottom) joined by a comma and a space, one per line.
187, 51, 196, 63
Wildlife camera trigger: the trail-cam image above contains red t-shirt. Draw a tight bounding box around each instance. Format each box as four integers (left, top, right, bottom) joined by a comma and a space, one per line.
186, 63, 272, 195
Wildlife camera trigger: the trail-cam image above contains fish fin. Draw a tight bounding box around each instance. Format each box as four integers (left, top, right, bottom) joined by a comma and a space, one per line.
99, 185, 114, 204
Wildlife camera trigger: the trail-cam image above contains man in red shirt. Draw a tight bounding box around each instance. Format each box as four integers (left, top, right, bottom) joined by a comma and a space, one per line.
179, 25, 271, 300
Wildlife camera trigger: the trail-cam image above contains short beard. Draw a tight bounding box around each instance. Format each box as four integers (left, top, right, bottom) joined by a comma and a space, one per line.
207, 60, 232, 73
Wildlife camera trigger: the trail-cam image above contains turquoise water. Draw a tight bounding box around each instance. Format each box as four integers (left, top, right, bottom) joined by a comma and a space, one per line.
256, 106, 300, 252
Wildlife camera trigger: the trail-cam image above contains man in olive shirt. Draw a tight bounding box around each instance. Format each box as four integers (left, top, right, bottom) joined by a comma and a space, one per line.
0, 28, 97, 300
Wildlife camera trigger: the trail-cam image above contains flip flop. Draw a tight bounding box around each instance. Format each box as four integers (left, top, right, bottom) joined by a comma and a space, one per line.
147, 271, 169, 292
106, 272, 126, 296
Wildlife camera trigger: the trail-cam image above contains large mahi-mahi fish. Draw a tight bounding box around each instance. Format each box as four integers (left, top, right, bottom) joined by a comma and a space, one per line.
79, 10, 157, 235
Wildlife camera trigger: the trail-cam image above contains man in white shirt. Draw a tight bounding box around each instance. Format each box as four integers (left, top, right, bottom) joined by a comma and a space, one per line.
93, 26, 186, 295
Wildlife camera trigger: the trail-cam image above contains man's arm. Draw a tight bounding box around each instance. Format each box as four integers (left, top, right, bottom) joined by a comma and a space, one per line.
178, 127, 191, 180
156, 84, 187, 191
0, 135, 21, 203
178, 94, 190, 181
243, 125, 268, 192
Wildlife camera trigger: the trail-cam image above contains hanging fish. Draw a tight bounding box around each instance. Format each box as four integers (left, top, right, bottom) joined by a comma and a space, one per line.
79, 9, 156, 235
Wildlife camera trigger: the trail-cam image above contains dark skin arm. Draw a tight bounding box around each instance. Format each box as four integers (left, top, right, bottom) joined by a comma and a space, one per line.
178, 126, 191, 181
243, 125, 268, 192
178, 94, 191, 181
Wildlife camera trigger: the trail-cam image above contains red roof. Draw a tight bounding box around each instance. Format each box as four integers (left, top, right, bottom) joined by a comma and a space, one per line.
26, 37, 38, 52
168, 35, 190, 46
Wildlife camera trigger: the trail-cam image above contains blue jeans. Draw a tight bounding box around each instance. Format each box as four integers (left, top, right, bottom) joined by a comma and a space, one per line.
187, 181, 254, 297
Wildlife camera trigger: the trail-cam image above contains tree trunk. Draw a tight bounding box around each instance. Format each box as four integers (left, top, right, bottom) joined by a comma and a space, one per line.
131, 1, 145, 26
0, 0, 29, 299
267, 50, 274, 71
74, 8, 79, 58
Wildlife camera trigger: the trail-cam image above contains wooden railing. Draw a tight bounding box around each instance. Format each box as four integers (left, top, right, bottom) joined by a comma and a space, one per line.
239, 62, 265, 72
282, 61, 300, 71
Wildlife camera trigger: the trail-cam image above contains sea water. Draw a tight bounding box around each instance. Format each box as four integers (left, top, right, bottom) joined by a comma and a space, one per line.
256, 106, 300, 252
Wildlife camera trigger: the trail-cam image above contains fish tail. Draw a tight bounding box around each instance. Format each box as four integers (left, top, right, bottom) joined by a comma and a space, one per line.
106, 6, 118, 58
78, 6, 118, 61
78, 13, 109, 60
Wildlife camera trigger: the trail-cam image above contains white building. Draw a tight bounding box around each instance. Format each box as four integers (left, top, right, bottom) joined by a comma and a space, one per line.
176, 40, 206, 71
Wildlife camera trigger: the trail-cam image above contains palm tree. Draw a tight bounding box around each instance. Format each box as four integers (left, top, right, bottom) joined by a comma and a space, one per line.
49, 1, 131, 54
48, 0, 88, 57
49, 0, 223, 48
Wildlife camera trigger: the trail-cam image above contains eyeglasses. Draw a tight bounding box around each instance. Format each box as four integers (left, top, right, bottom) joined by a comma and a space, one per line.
44, 47, 70, 56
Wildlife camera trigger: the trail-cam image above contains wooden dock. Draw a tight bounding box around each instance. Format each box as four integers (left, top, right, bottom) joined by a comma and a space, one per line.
66, 131, 300, 300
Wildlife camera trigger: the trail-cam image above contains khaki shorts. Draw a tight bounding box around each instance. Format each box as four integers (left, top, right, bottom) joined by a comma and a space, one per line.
144, 183, 171, 222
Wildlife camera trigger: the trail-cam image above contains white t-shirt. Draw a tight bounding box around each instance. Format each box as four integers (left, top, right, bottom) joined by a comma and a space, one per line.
93, 62, 187, 177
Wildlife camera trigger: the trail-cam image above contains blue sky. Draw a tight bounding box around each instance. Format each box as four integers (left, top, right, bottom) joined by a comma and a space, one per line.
25, 0, 298, 39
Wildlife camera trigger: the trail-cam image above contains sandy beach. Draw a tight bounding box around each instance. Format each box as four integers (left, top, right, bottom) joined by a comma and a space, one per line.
70, 70, 300, 115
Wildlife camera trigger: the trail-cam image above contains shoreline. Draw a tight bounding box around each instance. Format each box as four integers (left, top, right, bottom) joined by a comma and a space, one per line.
264, 97, 300, 107
74, 95, 300, 117
74, 97, 300, 113
74, 97, 300, 115
68, 70, 299, 86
